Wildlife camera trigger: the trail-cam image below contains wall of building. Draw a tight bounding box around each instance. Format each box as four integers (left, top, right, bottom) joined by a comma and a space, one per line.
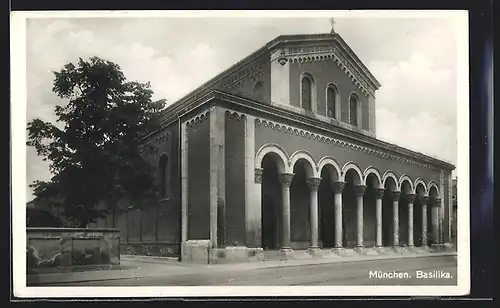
214, 53, 271, 104
288, 59, 371, 130
186, 115, 211, 240
254, 118, 442, 183
223, 112, 247, 246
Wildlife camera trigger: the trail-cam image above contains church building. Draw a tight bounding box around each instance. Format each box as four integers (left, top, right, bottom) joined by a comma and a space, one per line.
103, 27, 456, 263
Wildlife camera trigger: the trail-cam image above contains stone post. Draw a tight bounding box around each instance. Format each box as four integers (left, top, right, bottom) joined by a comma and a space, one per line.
332, 181, 345, 249
374, 188, 385, 247
431, 198, 442, 246
355, 185, 366, 248
307, 177, 322, 251
279, 173, 294, 250
391, 191, 402, 247
419, 196, 429, 247
406, 193, 416, 248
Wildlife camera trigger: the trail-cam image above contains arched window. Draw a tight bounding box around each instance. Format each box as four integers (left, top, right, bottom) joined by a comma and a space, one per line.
349, 94, 358, 127
301, 74, 313, 111
253, 81, 263, 101
158, 154, 169, 199
326, 85, 337, 118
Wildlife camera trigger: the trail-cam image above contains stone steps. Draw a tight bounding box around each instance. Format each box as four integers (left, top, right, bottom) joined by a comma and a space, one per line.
262, 245, 443, 261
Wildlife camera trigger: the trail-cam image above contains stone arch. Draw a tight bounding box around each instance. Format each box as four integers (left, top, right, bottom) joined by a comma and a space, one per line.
414, 178, 428, 196
255, 143, 290, 174
427, 181, 440, 198
317, 156, 341, 182
289, 150, 319, 178
398, 174, 414, 193
382, 171, 399, 191
341, 161, 363, 185
363, 166, 382, 188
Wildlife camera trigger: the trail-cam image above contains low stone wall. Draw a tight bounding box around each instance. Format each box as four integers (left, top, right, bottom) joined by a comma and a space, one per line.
27, 228, 120, 272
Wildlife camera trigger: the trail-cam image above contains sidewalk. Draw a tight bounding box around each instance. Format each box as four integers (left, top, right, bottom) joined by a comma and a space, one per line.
27, 250, 457, 286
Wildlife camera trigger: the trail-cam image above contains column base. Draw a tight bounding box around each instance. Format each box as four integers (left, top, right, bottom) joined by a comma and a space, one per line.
443, 243, 456, 251
374, 246, 392, 255
392, 246, 405, 254
417, 245, 432, 253
354, 245, 365, 255
430, 243, 455, 253
181, 240, 211, 264
332, 247, 358, 257
354, 246, 380, 256
331, 247, 344, 256
406, 245, 418, 253
307, 246, 322, 258
278, 248, 295, 260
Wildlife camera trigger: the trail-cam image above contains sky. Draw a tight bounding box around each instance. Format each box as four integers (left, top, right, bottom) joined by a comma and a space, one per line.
24, 12, 464, 200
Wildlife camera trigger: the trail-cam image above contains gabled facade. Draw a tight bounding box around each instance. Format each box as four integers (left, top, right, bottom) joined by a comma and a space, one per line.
101, 31, 455, 263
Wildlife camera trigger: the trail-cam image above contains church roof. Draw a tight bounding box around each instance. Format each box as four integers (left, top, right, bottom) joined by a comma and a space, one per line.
157, 32, 381, 124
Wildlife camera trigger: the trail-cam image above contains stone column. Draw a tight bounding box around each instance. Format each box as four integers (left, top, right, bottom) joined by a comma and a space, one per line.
431, 198, 442, 246
374, 188, 385, 247
279, 173, 294, 250
180, 121, 188, 258
419, 196, 429, 247
355, 185, 366, 248
406, 193, 416, 248
209, 107, 225, 248
244, 115, 261, 248
391, 191, 402, 247
307, 177, 322, 250
332, 182, 346, 249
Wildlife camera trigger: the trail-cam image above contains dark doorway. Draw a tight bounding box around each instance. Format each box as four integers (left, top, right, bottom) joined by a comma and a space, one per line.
319, 168, 335, 248
261, 154, 281, 250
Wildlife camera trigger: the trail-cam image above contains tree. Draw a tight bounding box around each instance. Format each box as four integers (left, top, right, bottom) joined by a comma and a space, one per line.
27, 57, 166, 227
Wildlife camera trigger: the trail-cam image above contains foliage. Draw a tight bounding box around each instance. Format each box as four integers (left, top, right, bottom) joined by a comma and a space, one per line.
27, 57, 166, 227
26, 208, 65, 228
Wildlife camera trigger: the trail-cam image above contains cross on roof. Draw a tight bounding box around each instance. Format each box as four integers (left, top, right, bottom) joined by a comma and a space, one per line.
330, 17, 336, 33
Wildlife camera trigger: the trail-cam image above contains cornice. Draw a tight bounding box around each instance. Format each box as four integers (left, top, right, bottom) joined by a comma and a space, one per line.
251, 116, 432, 170
267, 33, 381, 92
181, 91, 455, 171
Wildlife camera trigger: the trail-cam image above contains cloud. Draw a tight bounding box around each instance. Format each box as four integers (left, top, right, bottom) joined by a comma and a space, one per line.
23, 16, 460, 199
369, 49, 457, 173
370, 51, 456, 126
376, 109, 456, 165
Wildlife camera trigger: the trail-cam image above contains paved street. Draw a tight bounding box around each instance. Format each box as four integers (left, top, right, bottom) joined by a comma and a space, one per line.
60, 256, 457, 286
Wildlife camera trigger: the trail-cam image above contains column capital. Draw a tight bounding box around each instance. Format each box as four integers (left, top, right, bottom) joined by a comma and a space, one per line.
354, 185, 367, 197
332, 181, 346, 194
306, 177, 322, 192
279, 173, 295, 187
374, 188, 385, 199
254, 168, 263, 184
429, 197, 442, 207
418, 195, 429, 206
390, 191, 402, 201
405, 193, 416, 204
